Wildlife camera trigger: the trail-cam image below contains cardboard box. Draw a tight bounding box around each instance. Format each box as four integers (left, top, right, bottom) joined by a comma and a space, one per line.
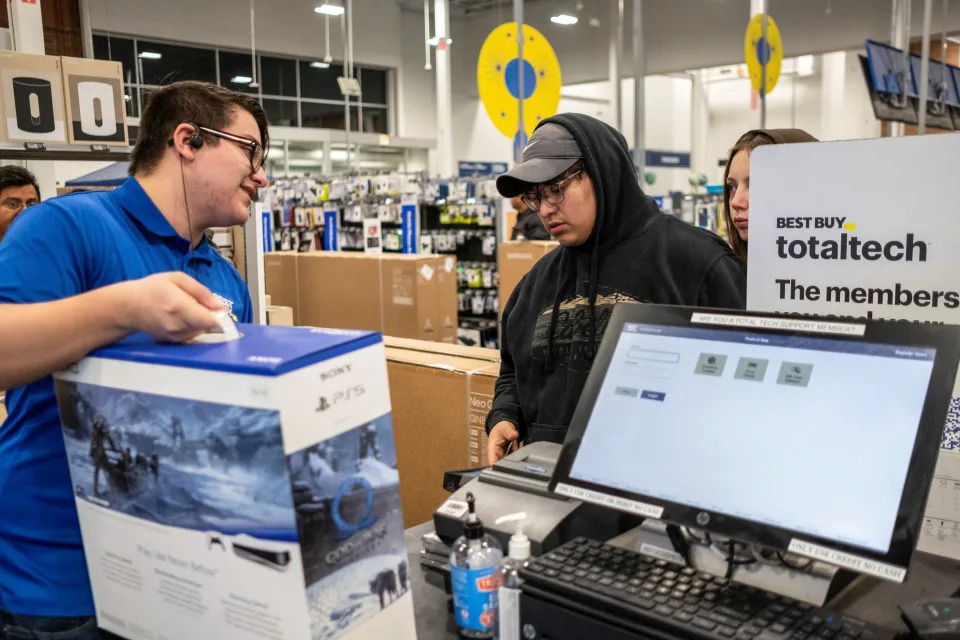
59, 56, 128, 146
384, 341, 500, 527
0, 51, 67, 144
379, 254, 439, 341
298, 253, 383, 332
264, 251, 300, 325
434, 256, 459, 344
383, 335, 499, 363
53, 326, 415, 640
266, 305, 294, 326
297, 253, 456, 342
498, 240, 558, 312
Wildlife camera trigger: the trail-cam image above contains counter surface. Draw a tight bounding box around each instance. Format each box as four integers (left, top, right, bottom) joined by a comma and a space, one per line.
403, 521, 960, 638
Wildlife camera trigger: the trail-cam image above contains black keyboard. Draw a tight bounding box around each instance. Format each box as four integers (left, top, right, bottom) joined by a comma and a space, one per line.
519, 537, 896, 640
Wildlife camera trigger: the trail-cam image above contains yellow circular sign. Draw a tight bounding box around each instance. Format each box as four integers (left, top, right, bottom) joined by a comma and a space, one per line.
744, 13, 782, 96
477, 22, 562, 142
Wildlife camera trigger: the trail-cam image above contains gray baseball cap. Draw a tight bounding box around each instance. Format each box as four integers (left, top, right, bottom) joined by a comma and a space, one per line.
496, 123, 582, 197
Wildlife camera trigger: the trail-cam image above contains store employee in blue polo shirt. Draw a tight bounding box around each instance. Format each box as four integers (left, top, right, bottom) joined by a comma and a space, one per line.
0, 80, 269, 639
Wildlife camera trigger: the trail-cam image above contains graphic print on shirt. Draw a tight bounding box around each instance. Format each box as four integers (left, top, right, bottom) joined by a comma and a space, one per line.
531, 287, 641, 371
213, 292, 237, 321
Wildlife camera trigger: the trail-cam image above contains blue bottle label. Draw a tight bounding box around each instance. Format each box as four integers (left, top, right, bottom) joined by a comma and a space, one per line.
451, 565, 500, 631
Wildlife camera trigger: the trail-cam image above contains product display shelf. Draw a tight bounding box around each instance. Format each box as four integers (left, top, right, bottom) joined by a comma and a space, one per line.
419, 178, 501, 349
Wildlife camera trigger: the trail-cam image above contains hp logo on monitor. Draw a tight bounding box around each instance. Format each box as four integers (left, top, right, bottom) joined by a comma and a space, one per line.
696, 512, 711, 526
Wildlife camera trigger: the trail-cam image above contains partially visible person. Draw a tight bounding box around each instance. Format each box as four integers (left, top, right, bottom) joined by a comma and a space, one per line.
0, 165, 40, 243
0, 80, 268, 638
510, 195, 551, 240
486, 115, 747, 464
723, 128, 817, 262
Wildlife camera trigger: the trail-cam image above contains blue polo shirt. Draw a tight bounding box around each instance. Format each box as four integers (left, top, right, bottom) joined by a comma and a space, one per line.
0, 177, 251, 616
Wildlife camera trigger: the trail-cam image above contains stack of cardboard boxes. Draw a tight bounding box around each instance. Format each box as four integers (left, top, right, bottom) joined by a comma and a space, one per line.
383, 337, 501, 526
498, 240, 558, 312
264, 252, 458, 343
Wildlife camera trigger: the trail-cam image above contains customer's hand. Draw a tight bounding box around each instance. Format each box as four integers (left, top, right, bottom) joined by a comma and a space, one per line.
119, 272, 225, 343
487, 421, 520, 465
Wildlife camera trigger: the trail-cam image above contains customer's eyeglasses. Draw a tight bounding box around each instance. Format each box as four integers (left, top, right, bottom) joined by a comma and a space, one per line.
0, 198, 39, 213
191, 124, 266, 173
521, 169, 583, 212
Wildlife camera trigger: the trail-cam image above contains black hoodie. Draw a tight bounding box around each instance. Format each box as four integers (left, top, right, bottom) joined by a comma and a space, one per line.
485, 114, 747, 446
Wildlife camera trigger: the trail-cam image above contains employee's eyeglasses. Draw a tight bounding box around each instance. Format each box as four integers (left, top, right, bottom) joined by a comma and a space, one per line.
190, 124, 266, 174
521, 169, 583, 212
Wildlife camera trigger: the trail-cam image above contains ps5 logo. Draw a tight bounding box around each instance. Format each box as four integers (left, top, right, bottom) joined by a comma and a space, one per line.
320, 364, 352, 382
315, 384, 366, 412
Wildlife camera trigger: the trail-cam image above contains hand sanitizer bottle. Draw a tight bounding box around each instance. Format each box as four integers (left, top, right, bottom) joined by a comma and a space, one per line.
494, 512, 530, 640
450, 492, 503, 638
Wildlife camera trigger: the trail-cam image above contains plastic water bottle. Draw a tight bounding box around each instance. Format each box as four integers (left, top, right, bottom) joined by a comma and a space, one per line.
450, 492, 503, 638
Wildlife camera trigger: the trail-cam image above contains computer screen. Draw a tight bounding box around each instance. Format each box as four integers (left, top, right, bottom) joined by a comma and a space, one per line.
866, 40, 916, 97
909, 54, 960, 106
568, 322, 933, 554
550, 305, 960, 580
858, 54, 920, 124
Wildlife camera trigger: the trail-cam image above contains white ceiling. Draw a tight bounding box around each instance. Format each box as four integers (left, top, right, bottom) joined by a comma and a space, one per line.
403, 0, 960, 85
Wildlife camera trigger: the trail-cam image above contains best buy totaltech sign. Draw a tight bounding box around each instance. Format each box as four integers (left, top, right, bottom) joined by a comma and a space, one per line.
746, 135, 960, 324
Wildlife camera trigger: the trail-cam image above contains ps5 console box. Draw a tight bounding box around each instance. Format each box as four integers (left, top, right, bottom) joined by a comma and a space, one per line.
53, 325, 416, 640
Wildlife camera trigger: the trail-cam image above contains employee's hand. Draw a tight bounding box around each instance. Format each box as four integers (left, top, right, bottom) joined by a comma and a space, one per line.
487, 421, 520, 465
119, 272, 225, 343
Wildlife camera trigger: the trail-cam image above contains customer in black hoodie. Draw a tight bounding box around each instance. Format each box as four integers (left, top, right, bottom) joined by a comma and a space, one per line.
485, 114, 746, 464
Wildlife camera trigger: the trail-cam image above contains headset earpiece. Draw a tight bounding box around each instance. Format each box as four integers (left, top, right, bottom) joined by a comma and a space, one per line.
189, 131, 204, 149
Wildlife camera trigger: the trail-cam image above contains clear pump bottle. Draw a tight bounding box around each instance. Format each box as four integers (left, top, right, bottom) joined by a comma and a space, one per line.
495, 512, 530, 640
450, 492, 503, 639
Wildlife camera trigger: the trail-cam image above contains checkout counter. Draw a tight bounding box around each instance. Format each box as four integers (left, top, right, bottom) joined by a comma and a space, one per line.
407, 443, 960, 639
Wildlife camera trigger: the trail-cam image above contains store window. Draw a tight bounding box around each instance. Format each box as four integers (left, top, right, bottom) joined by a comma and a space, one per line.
91, 33, 391, 135
262, 99, 299, 127
219, 51, 258, 95
124, 88, 139, 119
261, 56, 298, 98
92, 35, 136, 84
360, 68, 387, 105
136, 40, 217, 85
299, 61, 348, 101
361, 107, 388, 134
301, 103, 360, 131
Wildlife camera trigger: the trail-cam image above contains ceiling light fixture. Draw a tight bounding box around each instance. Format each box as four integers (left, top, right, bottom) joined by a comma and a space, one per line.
550, 14, 578, 25
138, 51, 162, 60
231, 75, 253, 84
315, 3, 344, 16
310, 61, 331, 69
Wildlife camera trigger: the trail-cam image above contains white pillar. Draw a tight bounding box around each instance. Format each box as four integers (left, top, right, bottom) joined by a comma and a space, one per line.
79, 0, 94, 58
690, 70, 710, 179
433, 0, 454, 177
632, 0, 644, 181
9, 0, 54, 199
889, 0, 910, 136
612, 0, 623, 132
918, 0, 933, 134
514, 0, 524, 158
9, 0, 44, 55
819, 51, 847, 141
